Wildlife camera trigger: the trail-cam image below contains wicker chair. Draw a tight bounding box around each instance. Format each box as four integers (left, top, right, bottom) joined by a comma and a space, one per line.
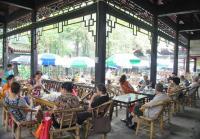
168, 88, 185, 113
49, 108, 83, 139
84, 100, 113, 139
2, 105, 9, 131
5, 105, 38, 139
106, 85, 122, 117
77, 86, 95, 102
32, 95, 57, 108
135, 100, 170, 139
185, 87, 199, 107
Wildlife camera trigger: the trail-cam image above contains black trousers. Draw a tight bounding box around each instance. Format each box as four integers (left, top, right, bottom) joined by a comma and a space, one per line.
51, 114, 69, 129
77, 112, 92, 125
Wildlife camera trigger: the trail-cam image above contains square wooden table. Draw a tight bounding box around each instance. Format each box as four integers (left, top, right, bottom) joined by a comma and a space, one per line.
112, 94, 147, 125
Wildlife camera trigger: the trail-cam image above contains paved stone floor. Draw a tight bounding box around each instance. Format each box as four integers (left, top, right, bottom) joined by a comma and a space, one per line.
1, 101, 200, 139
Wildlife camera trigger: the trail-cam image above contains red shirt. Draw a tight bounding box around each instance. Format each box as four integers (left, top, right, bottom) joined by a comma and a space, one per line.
120, 81, 135, 94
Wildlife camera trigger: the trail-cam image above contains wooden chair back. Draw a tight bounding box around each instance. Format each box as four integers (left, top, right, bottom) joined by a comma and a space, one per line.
52, 108, 83, 129
106, 85, 120, 98
76, 85, 95, 101
91, 100, 113, 118
31, 95, 56, 108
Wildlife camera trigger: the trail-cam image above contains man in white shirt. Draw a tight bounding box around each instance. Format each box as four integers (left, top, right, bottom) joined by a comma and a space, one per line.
128, 83, 170, 129
141, 83, 170, 119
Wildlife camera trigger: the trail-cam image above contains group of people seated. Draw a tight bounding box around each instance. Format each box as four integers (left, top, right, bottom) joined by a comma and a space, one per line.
115, 72, 200, 129
1, 63, 200, 135
0, 68, 111, 131
119, 74, 151, 94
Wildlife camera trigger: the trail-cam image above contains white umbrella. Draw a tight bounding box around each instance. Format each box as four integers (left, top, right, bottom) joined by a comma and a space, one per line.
11, 55, 30, 65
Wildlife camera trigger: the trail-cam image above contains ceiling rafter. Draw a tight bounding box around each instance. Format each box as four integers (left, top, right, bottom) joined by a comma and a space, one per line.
179, 24, 200, 32
0, 0, 34, 10
157, 0, 200, 17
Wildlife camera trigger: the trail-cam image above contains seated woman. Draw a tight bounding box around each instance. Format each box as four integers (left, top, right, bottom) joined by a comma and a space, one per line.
29, 71, 44, 97
0, 75, 14, 100
129, 83, 170, 129
119, 74, 138, 94
4, 82, 40, 121
77, 83, 109, 125
51, 82, 80, 128
167, 77, 182, 95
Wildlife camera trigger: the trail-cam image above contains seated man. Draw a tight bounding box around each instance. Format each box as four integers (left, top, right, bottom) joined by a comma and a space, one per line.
77, 83, 109, 125
189, 76, 199, 95
138, 75, 151, 91
129, 83, 170, 129
180, 75, 190, 87
140, 83, 170, 118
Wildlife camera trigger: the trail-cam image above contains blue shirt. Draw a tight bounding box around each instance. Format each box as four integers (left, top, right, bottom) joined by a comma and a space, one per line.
2, 70, 14, 85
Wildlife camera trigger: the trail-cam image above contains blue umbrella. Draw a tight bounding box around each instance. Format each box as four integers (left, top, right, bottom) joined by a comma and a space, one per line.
39, 53, 57, 66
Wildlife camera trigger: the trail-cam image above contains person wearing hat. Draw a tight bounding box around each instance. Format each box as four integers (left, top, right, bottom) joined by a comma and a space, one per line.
0, 75, 15, 100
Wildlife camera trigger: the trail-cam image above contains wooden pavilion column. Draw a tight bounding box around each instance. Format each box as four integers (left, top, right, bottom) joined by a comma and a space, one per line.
193, 58, 197, 72
3, 23, 8, 70
95, 1, 106, 84
150, 15, 158, 88
185, 40, 190, 72
173, 25, 179, 75
31, 10, 38, 77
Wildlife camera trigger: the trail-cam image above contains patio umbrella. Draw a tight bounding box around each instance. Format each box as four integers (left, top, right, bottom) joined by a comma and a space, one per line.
133, 60, 150, 68
69, 57, 95, 68
106, 53, 140, 68
38, 53, 63, 66
11, 55, 30, 65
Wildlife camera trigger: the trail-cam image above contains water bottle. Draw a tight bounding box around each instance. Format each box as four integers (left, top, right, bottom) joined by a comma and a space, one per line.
128, 95, 131, 102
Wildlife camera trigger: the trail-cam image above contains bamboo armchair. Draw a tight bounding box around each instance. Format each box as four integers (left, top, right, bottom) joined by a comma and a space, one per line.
84, 100, 113, 139
2, 105, 9, 131
135, 100, 171, 139
76, 86, 95, 102
106, 85, 122, 117
185, 86, 199, 107
4, 105, 38, 139
106, 85, 120, 99
49, 107, 83, 139
168, 88, 185, 113
31, 95, 57, 108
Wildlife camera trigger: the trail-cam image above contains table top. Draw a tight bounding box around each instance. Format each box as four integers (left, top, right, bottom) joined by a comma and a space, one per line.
112, 94, 146, 104
139, 89, 156, 96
